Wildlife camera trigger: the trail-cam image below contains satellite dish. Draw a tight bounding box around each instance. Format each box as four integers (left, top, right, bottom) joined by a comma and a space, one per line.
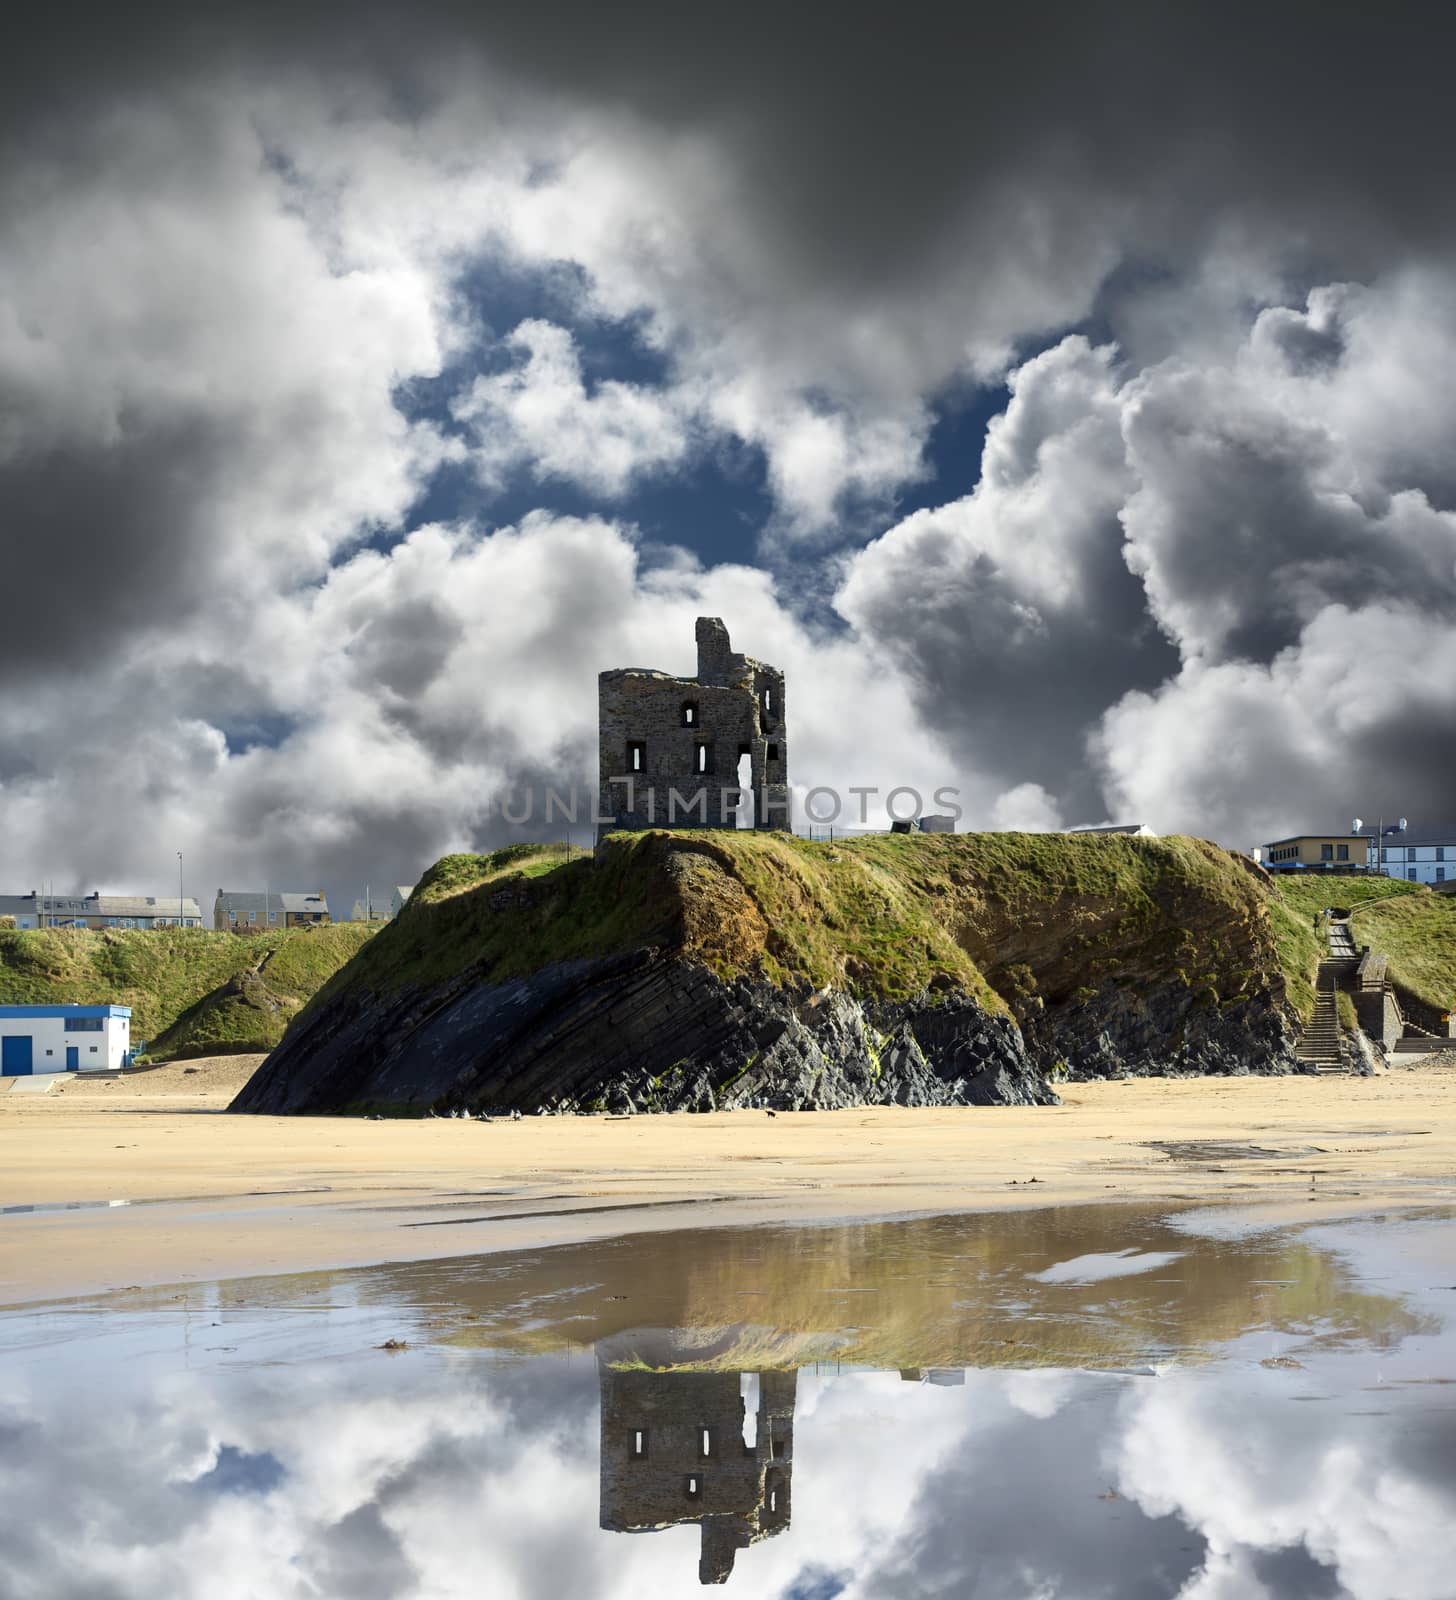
1351, 817, 1363, 833
1399, 817, 1409, 832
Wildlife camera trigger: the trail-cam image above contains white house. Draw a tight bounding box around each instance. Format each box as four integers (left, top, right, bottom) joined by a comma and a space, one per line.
390, 885, 414, 918
0, 1005, 132, 1075
1359, 822, 1456, 886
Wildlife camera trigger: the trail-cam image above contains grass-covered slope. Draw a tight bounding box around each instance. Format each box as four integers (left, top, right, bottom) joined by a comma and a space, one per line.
1267, 874, 1456, 1016
0, 923, 376, 1058
296, 830, 1293, 1030
1349, 890, 1456, 1012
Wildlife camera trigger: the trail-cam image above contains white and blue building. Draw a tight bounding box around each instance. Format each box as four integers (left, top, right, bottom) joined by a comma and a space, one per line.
1356, 822, 1456, 886
0, 1006, 133, 1075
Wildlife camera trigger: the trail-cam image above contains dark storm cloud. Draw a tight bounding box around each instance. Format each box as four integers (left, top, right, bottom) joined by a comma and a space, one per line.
0, 423, 224, 688
9, 4, 1456, 304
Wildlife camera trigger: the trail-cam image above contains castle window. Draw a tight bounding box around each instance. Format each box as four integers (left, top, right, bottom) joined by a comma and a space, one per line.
763, 686, 773, 714
685, 1475, 702, 1500
696, 742, 712, 775
766, 743, 779, 763
681, 701, 698, 727
699, 1427, 713, 1459
630, 1429, 648, 1460
627, 740, 646, 773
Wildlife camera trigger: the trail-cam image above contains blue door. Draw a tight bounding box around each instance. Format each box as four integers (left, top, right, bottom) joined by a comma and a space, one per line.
2, 1035, 34, 1076
66, 1046, 80, 1071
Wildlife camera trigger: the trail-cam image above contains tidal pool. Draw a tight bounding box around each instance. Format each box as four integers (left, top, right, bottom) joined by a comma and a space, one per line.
1, 1203, 1454, 1597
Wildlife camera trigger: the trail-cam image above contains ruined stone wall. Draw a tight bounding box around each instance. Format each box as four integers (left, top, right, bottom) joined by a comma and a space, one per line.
598, 1362, 797, 1582
597, 617, 788, 835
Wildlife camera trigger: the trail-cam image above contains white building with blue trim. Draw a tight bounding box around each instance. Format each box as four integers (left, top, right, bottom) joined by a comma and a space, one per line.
0, 1006, 133, 1075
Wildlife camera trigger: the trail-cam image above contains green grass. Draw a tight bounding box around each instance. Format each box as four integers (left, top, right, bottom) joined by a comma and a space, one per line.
1348, 891, 1456, 1013
293, 830, 1298, 1032
1269, 876, 1421, 920
1267, 874, 1456, 1019
1268, 875, 1424, 1022
0, 923, 377, 1058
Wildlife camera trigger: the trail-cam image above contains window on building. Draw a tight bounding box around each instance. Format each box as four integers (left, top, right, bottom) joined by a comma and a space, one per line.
64, 1018, 102, 1032
269, 912, 277, 922
681, 701, 698, 727
1438, 867, 1446, 882
766, 743, 780, 763
699, 1428, 713, 1459
248, 912, 256, 922
1381, 847, 1388, 863
627, 739, 645, 773
1337, 844, 1348, 860
1439, 847, 1446, 862
1409, 868, 1417, 881
89, 1045, 98, 1053
685, 1475, 702, 1500
1320, 844, 1333, 860
630, 1429, 648, 1460
229, 911, 238, 922
696, 742, 712, 774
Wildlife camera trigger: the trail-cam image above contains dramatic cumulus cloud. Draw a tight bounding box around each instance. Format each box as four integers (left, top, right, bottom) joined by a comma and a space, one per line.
7, 5, 1456, 902
453, 321, 691, 497
839, 276, 1456, 840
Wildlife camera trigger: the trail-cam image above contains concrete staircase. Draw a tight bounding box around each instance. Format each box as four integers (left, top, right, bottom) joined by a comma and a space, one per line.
1295, 916, 1357, 1074
1295, 980, 1345, 1072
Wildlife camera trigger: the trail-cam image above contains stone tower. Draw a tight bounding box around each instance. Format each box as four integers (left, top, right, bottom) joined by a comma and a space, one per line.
598, 1362, 796, 1585
597, 617, 788, 836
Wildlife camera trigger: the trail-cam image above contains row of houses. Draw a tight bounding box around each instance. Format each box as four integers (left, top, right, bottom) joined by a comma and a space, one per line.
0, 893, 202, 929
1, 883, 417, 933
1254, 822, 1456, 886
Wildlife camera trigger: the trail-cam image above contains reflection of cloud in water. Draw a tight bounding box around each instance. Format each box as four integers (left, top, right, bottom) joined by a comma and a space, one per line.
0, 1354, 1453, 1597
1030, 1248, 1186, 1284
1, 1207, 1453, 1597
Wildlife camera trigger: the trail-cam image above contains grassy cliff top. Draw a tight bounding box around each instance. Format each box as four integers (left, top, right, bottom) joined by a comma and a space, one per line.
1267, 874, 1456, 1014
301, 829, 1293, 1024
1348, 892, 1456, 1012
0, 923, 376, 1057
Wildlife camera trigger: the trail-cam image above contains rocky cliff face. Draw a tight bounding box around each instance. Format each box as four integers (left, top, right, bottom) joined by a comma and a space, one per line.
233, 831, 1305, 1116
232, 951, 1053, 1114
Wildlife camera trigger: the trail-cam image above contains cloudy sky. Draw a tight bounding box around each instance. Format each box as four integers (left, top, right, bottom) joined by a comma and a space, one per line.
5, 4, 1456, 912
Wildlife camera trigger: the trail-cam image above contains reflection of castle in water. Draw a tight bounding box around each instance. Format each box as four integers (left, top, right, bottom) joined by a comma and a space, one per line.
599, 1360, 796, 1585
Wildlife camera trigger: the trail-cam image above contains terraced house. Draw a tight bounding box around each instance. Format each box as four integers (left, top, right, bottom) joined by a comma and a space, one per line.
0, 892, 201, 929
213, 890, 331, 931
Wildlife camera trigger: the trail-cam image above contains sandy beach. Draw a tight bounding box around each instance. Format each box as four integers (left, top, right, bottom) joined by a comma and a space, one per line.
3, 1053, 1454, 1305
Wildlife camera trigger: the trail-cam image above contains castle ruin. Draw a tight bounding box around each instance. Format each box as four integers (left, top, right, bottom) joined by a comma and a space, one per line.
597, 617, 788, 836
598, 1361, 796, 1585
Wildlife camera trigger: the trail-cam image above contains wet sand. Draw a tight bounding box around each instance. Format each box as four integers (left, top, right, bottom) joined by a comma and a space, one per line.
3, 1053, 1455, 1304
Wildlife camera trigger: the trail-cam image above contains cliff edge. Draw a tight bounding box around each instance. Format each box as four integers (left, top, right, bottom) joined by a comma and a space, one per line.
232, 830, 1301, 1116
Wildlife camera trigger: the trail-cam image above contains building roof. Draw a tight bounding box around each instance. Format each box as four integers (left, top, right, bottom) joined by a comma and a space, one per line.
1356, 823, 1456, 847
214, 890, 329, 915
0, 1005, 131, 1018
394, 886, 413, 899
0, 893, 200, 919
95, 896, 201, 919
1069, 823, 1154, 836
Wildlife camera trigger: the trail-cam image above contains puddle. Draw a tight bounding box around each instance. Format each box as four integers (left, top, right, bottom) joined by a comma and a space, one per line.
0, 1203, 1453, 1595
